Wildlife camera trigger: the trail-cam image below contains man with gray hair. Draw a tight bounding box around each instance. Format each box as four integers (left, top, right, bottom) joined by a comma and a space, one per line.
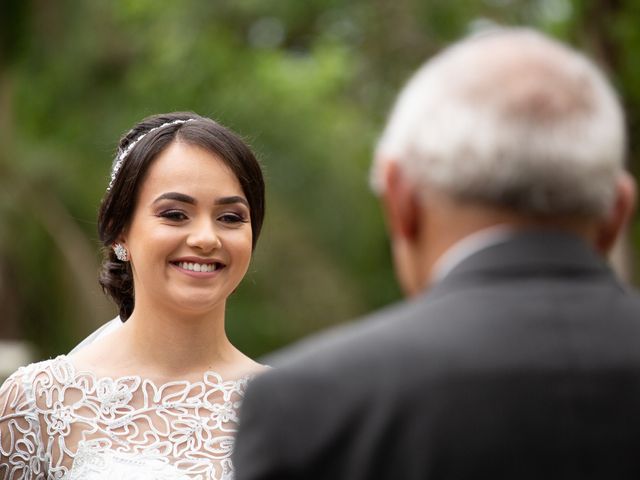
234, 28, 640, 479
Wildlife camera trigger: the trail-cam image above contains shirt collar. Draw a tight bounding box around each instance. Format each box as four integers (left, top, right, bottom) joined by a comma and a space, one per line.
431, 225, 515, 284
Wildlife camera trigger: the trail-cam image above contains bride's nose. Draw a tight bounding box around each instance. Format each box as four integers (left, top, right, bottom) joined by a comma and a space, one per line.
186, 218, 222, 252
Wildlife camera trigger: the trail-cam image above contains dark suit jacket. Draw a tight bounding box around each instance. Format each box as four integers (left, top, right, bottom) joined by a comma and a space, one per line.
234, 231, 640, 479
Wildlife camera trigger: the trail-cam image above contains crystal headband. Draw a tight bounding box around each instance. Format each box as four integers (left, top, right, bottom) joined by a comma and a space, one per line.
108, 118, 195, 190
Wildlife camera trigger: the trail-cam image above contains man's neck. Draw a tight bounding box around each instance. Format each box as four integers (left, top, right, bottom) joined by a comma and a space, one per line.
430, 225, 515, 283
412, 194, 599, 293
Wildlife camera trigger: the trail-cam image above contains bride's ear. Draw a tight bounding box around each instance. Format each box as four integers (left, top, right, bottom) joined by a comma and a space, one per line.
111, 228, 131, 261
595, 171, 636, 255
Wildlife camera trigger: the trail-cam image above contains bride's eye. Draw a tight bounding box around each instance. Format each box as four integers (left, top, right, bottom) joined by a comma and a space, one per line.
219, 213, 248, 224
158, 210, 188, 221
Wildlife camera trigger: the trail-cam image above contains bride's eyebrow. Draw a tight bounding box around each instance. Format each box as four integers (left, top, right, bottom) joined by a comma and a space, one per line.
152, 192, 196, 205
151, 192, 249, 208
215, 196, 249, 208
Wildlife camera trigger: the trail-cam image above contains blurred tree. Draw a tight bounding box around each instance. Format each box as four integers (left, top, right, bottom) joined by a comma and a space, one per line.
0, 0, 113, 361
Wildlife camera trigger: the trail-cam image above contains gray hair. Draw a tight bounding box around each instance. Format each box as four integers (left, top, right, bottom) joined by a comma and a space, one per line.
373, 27, 626, 218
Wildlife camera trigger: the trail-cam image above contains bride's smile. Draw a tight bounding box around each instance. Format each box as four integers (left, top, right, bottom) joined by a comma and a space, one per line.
171, 257, 225, 275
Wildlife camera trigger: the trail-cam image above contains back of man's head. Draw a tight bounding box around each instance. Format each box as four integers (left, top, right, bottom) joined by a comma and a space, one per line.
373, 27, 626, 219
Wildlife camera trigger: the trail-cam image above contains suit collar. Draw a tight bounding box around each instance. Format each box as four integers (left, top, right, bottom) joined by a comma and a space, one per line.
430, 230, 616, 292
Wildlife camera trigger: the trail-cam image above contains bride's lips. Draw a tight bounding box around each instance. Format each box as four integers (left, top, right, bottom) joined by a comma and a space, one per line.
169, 256, 226, 278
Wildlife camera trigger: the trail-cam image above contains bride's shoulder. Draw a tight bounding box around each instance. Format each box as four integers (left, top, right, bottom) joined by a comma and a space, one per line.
224, 354, 271, 383
0, 356, 73, 422
1, 355, 74, 393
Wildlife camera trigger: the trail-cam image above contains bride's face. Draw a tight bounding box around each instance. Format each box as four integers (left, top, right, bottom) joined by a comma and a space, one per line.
120, 141, 253, 316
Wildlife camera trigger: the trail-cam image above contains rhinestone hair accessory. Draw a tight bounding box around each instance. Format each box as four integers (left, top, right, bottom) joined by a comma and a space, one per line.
108, 118, 195, 191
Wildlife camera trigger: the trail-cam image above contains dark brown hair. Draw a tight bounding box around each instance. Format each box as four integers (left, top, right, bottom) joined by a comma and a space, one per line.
98, 112, 265, 320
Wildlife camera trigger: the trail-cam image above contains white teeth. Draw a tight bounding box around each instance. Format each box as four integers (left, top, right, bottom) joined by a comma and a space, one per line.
177, 262, 217, 272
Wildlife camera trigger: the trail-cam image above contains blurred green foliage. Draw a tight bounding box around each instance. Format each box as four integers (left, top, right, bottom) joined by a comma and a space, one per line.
0, 0, 638, 358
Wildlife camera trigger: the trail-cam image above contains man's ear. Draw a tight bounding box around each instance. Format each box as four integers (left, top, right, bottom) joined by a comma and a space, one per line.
381, 161, 422, 242
596, 171, 637, 254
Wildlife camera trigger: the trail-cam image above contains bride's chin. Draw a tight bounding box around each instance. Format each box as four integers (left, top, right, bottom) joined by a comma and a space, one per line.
169, 296, 226, 316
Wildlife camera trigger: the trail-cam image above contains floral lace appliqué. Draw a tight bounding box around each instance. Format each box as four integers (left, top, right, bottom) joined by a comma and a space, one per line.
0, 356, 251, 479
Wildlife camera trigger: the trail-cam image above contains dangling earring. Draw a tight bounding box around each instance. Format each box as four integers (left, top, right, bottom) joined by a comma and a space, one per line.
113, 243, 129, 262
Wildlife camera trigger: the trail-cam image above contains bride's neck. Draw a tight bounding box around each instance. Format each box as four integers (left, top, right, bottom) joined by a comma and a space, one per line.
116, 299, 241, 378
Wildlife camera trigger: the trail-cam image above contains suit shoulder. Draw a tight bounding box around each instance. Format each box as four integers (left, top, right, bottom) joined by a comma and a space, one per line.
263, 298, 433, 377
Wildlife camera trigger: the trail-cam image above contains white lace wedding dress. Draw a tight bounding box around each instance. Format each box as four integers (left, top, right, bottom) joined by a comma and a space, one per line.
0, 355, 252, 479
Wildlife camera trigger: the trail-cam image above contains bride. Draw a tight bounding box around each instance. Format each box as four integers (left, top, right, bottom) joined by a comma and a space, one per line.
0, 112, 267, 479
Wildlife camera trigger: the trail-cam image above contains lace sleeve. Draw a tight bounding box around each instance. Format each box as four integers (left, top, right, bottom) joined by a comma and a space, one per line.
0, 367, 43, 479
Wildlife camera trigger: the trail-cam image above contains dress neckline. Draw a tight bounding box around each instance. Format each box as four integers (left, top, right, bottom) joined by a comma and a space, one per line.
52, 353, 255, 389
